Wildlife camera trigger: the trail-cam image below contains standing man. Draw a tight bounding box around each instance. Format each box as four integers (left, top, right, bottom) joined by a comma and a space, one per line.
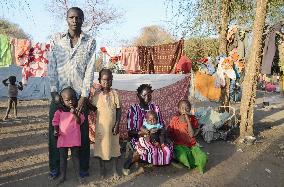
48, 7, 96, 180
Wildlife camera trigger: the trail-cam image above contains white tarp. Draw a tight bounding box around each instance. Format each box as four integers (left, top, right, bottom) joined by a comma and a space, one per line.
0, 65, 50, 99
93, 73, 187, 91
1, 67, 187, 99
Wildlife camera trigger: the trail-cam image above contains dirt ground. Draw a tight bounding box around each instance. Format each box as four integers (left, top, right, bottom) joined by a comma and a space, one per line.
0, 92, 284, 187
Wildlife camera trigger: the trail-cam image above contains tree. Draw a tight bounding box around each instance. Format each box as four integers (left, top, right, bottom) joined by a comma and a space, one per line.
239, 0, 269, 138
45, 0, 122, 34
184, 38, 219, 59
132, 25, 175, 46
166, 0, 283, 37
167, 0, 283, 111
219, 0, 231, 109
0, 19, 30, 39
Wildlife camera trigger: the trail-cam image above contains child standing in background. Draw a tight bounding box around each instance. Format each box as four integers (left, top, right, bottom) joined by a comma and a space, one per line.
2, 76, 23, 120
52, 87, 85, 185
91, 69, 122, 179
168, 99, 207, 173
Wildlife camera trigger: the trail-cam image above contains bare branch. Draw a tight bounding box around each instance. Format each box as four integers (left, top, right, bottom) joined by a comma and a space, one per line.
45, 0, 122, 35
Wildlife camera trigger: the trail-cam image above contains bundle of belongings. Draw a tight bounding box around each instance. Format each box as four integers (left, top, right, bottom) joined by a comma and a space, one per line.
258, 74, 281, 93
215, 49, 245, 102
195, 107, 231, 143
192, 49, 245, 102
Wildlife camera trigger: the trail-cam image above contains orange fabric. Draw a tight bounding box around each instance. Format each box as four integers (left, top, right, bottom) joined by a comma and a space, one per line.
195, 72, 221, 101
168, 116, 198, 147
10, 38, 31, 66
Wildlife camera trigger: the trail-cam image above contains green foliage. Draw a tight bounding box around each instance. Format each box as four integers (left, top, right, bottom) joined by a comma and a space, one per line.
132, 25, 175, 46
0, 19, 29, 39
184, 37, 219, 59
267, 0, 284, 23
167, 0, 284, 37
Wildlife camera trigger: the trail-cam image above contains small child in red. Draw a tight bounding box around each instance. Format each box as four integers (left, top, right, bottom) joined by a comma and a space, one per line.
168, 99, 207, 173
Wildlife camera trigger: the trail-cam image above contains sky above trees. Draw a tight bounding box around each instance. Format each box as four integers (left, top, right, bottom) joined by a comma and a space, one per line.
0, 0, 173, 47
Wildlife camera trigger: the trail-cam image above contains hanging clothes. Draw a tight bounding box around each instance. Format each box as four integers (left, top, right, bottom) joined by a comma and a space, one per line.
227, 26, 238, 52
10, 38, 31, 66
153, 40, 184, 74
120, 47, 140, 73
237, 30, 249, 59
137, 40, 184, 74
22, 43, 51, 84
100, 47, 122, 68
175, 55, 192, 74
261, 22, 283, 74
0, 34, 12, 68
137, 46, 154, 73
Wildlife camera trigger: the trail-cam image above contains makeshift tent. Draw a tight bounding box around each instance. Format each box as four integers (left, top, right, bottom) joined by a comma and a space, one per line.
88, 73, 190, 140
0, 65, 50, 99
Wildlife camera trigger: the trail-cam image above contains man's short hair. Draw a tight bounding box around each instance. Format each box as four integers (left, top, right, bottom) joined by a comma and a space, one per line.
67, 7, 84, 20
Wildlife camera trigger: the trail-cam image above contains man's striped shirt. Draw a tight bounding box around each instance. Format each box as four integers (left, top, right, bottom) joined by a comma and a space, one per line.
48, 31, 96, 97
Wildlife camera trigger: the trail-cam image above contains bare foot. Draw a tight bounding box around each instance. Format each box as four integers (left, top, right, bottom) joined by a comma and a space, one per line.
3, 116, 8, 121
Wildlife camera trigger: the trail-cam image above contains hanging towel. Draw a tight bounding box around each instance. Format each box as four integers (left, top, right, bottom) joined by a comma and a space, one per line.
10, 38, 31, 66
120, 47, 140, 73
0, 34, 12, 68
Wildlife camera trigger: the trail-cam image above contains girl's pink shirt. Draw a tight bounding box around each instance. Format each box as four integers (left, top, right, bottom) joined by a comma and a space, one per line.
52, 110, 85, 148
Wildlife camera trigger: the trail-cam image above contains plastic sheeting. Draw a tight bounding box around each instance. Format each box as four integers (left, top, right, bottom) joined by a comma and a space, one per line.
93, 73, 187, 91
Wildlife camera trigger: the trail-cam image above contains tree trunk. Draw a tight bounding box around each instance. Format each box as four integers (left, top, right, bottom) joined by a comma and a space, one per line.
240, 0, 268, 138
219, 0, 231, 109
218, 0, 230, 55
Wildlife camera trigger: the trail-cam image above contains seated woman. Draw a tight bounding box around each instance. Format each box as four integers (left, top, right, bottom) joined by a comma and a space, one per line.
122, 84, 173, 175
168, 99, 207, 173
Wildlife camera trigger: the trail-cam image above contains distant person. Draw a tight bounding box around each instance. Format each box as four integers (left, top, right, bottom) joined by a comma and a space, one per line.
2, 76, 23, 120
140, 110, 167, 147
167, 100, 207, 173
48, 7, 96, 179
91, 69, 122, 179
52, 87, 85, 185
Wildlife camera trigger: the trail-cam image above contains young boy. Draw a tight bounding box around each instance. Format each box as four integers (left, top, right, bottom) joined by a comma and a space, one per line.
2, 76, 23, 120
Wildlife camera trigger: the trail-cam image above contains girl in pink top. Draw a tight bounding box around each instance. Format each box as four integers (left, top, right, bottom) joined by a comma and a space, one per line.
52, 87, 85, 185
